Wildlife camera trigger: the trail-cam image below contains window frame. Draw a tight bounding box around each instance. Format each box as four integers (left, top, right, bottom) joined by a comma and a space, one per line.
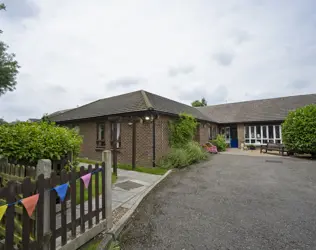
111, 122, 121, 148
244, 125, 282, 145
96, 122, 105, 148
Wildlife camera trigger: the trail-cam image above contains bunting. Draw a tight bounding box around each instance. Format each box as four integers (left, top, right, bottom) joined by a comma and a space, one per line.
0, 168, 102, 221
0, 205, 8, 221
81, 173, 92, 189
21, 194, 39, 217
54, 183, 69, 202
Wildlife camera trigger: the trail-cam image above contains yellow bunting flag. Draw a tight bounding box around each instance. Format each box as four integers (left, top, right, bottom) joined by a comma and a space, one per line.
0, 205, 8, 221
21, 194, 39, 217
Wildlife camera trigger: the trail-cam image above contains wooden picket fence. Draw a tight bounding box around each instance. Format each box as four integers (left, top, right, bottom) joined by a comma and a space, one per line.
0, 162, 109, 250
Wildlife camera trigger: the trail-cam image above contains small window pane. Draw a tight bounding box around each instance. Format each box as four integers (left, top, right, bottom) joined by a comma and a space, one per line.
245, 126, 249, 138
250, 126, 255, 138
251, 139, 255, 143
221, 128, 225, 134
263, 139, 268, 144
269, 139, 274, 143
97, 123, 105, 147
256, 125, 261, 139
262, 126, 267, 138
245, 139, 250, 143
268, 125, 274, 139
225, 127, 230, 140
276, 139, 281, 144
275, 125, 280, 138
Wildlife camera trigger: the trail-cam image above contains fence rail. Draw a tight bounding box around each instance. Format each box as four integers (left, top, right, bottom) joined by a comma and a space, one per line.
0, 151, 112, 250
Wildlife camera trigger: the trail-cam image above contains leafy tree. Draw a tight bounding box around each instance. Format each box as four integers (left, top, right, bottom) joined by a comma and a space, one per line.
191, 97, 207, 107
282, 104, 316, 158
41, 113, 52, 123
0, 118, 6, 124
0, 3, 20, 96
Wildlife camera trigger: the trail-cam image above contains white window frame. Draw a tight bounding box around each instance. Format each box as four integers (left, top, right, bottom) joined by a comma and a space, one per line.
111, 122, 121, 148
244, 125, 282, 145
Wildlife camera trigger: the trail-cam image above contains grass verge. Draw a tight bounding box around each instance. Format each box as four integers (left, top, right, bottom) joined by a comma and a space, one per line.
77, 158, 168, 175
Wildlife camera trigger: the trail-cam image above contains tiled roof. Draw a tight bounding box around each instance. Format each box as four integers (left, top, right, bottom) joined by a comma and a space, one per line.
198, 94, 316, 123
50, 90, 211, 122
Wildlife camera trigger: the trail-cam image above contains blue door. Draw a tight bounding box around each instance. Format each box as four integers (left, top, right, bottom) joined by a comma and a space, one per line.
231, 139, 238, 148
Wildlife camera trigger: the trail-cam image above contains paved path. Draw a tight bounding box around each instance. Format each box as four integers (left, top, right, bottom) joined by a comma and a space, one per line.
120, 155, 316, 249
55, 167, 161, 248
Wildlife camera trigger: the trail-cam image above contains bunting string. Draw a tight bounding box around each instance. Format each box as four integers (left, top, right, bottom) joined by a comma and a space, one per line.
0, 167, 103, 219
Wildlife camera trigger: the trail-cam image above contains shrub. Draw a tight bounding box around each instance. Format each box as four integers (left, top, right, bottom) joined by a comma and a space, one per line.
248, 144, 256, 150
211, 134, 227, 152
184, 141, 208, 164
160, 142, 208, 169
169, 113, 198, 146
282, 104, 316, 157
0, 121, 83, 163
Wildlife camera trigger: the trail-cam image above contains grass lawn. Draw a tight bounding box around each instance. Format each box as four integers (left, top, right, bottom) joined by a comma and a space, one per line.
77, 158, 168, 175
117, 164, 168, 175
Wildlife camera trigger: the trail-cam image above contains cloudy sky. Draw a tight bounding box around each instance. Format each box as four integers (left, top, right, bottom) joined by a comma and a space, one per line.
0, 0, 316, 121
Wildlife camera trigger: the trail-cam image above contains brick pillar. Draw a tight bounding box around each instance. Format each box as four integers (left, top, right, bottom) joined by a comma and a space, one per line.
237, 123, 244, 148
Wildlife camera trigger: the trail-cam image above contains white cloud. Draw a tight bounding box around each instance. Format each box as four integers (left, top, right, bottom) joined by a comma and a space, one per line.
0, 0, 316, 121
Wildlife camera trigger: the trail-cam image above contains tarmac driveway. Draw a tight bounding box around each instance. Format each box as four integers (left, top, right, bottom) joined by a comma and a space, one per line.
120, 154, 316, 249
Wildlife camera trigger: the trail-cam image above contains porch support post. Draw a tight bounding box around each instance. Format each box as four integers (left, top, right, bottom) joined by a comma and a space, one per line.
132, 121, 136, 170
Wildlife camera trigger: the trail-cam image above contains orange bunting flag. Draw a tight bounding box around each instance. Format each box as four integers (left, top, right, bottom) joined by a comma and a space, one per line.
21, 194, 39, 217
0, 205, 8, 221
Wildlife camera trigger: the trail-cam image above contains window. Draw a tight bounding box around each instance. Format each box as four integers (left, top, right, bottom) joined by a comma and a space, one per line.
245, 126, 249, 139
225, 127, 230, 140
96, 123, 105, 148
111, 123, 121, 148
209, 126, 217, 140
244, 125, 282, 145
256, 125, 261, 144
268, 125, 274, 142
212, 126, 217, 139
275, 125, 281, 144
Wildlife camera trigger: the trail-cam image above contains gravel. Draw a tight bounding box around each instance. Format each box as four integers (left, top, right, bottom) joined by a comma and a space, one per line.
120, 155, 316, 249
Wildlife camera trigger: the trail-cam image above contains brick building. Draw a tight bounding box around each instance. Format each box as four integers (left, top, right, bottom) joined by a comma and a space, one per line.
50, 90, 316, 166
50, 90, 214, 167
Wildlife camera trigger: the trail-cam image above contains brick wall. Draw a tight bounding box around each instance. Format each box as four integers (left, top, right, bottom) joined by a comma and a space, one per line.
72, 115, 171, 167
198, 123, 210, 144
155, 116, 170, 161
196, 122, 219, 144
65, 115, 217, 166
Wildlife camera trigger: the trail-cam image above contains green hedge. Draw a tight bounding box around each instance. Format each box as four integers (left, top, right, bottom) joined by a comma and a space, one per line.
0, 122, 82, 163
282, 104, 316, 156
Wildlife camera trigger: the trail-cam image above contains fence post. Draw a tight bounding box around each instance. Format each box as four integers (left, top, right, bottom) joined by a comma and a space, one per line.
36, 159, 52, 250
102, 150, 113, 230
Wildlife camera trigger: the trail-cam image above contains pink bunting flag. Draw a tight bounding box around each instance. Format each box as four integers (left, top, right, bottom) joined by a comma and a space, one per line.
21, 194, 39, 217
81, 173, 92, 189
